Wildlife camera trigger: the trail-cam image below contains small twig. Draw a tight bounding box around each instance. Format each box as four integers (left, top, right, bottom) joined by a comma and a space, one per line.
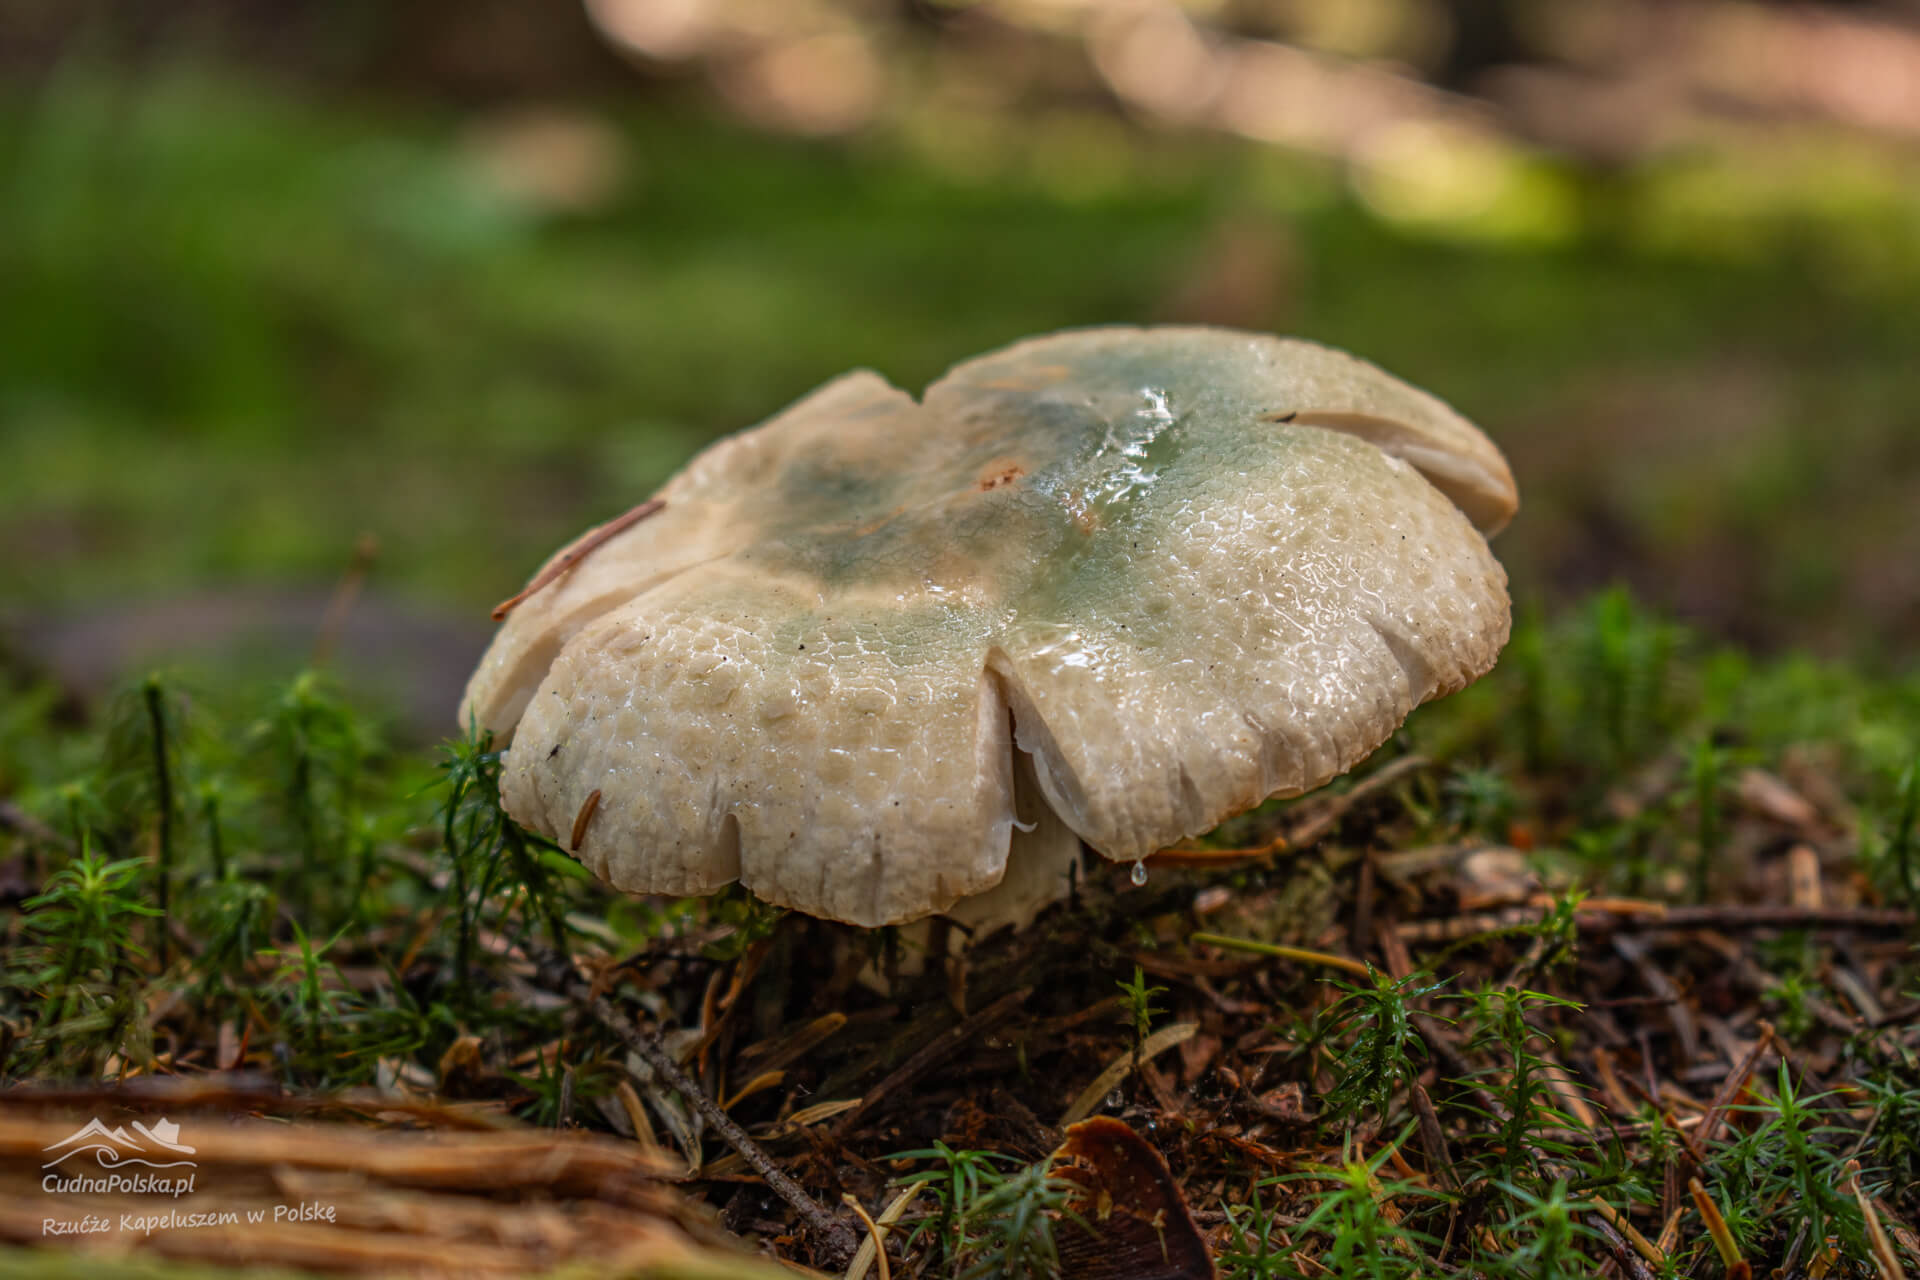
1399, 899, 1916, 942
1696, 1020, 1771, 1151
1148, 754, 1428, 867
1409, 1081, 1456, 1191
1664, 1106, 1714, 1170
1614, 933, 1699, 1067
491, 498, 665, 620
1406, 1009, 1510, 1124
1282, 754, 1430, 851
530, 946, 857, 1263
1875, 998, 1920, 1030
1621, 904, 1916, 932
738, 1011, 848, 1077
832, 987, 1031, 1138
1833, 966, 1886, 1025
1697, 932, 1870, 1041
1588, 1199, 1666, 1271
1589, 1214, 1658, 1280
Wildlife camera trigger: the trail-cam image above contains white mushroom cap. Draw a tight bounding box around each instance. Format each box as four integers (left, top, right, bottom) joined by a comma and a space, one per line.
462, 327, 1516, 928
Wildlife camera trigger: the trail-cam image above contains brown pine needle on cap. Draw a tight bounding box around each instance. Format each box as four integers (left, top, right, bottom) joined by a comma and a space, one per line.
491, 498, 665, 620
570, 788, 602, 851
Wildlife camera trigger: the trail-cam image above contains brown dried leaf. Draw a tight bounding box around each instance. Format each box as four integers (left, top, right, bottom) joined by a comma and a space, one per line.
1050, 1116, 1215, 1280
436, 1034, 488, 1096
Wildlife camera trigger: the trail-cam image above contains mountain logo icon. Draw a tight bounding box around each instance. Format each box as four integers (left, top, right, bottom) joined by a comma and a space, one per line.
132, 1118, 195, 1155
41, 1116, 198, 1170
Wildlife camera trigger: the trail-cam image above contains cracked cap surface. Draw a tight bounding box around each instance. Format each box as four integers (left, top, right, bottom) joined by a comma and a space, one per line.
462, 327, 1517, 926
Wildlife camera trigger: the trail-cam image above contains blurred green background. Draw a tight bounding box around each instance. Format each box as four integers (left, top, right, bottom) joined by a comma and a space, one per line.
3, 0, 1918, 736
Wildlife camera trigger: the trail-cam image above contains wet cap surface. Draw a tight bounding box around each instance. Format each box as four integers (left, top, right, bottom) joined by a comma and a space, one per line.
463, 327, 1516, 926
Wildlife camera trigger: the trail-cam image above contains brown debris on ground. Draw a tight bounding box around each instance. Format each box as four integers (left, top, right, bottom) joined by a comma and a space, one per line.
7, 718, 1920, 1277
518, 746, 1915, 1277
0, 1100, 783, 1278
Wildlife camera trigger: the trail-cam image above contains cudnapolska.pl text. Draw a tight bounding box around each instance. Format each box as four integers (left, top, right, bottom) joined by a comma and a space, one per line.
42, 1171, 196, 1197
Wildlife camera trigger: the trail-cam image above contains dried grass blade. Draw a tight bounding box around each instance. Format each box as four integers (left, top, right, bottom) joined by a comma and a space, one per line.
1190, 932, 1372, 978
843, 1186, 920, 1280
1059, 1022, 1199, 1126
1846, 1159, 1909, 1280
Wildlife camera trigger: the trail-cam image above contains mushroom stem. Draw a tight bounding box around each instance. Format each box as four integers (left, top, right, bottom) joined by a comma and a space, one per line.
530, 946, 858, 1264
490, 498, 665, 621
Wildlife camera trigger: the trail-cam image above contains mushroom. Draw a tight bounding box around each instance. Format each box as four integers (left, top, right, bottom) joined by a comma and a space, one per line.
461, 326, 1517, 931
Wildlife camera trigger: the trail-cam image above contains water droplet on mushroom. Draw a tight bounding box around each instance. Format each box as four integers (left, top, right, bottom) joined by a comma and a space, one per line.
1131, 860, 1148, 886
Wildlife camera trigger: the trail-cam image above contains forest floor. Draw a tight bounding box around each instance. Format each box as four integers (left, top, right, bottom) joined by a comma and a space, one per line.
3, 590, 1917, 1278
